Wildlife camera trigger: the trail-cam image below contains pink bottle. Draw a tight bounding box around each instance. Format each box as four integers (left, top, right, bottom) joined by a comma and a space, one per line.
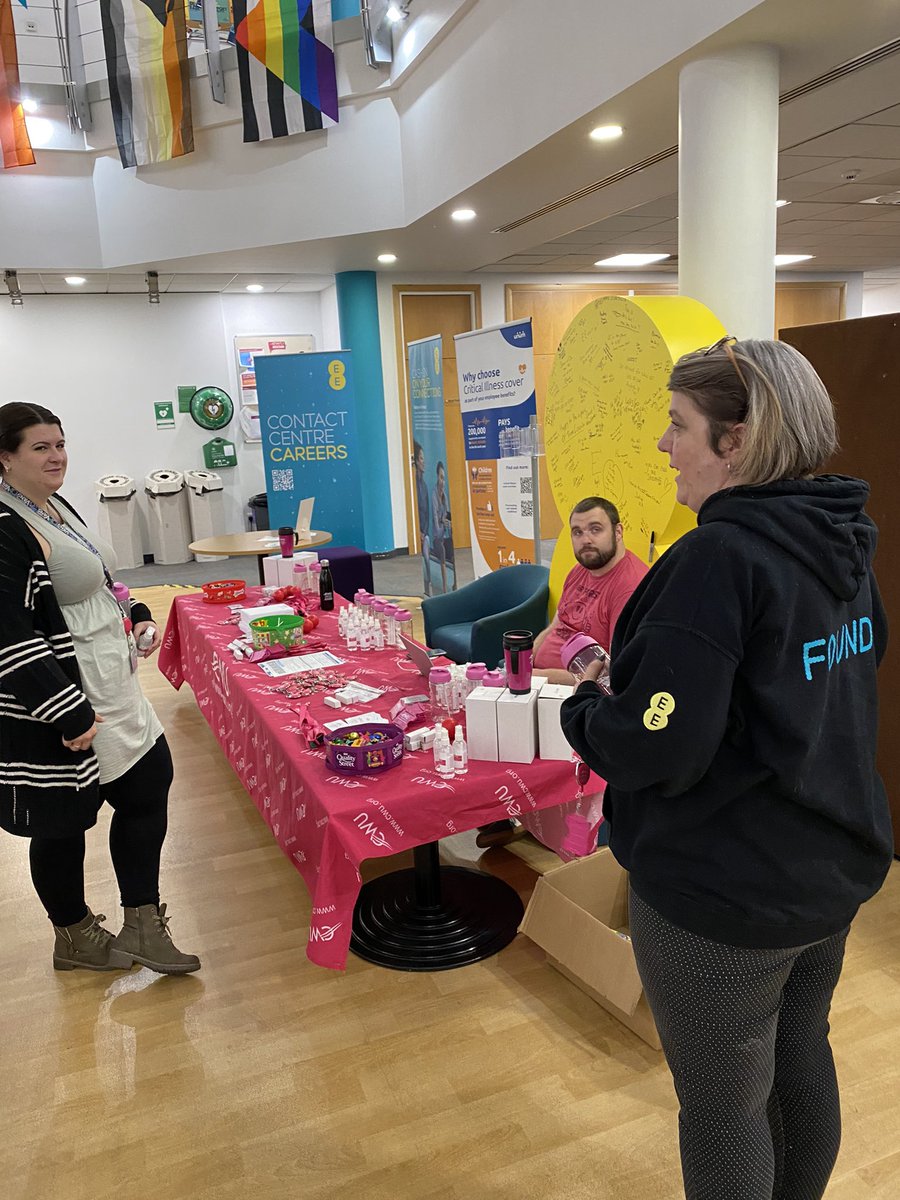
464, 662, 487, 698
382, 604, 399, 646
560, 633, 611, 690
429, 666, 453, 718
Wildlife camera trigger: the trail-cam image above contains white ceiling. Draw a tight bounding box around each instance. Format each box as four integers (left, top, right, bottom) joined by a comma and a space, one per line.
8, 0, 900, 285
132, 0, 900, 284
14, 273, 336, 295
498, 107, 900, 275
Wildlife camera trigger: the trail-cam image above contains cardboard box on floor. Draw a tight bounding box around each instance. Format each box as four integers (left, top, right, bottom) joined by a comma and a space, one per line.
519, 848, 662, 1050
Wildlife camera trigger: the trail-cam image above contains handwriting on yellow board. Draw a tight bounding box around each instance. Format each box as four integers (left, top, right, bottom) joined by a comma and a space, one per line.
544, 296, 725, 580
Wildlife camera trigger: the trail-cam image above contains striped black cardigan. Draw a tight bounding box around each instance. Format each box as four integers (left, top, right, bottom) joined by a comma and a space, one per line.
0, 501, 101, 836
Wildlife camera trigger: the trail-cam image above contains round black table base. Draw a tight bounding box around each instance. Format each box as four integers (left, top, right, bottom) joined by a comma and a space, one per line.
350, 865, 525, 971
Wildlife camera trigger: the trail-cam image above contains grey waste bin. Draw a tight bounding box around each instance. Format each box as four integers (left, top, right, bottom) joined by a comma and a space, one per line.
95, 475, 143, 569
247, 492, 269, 532
185, 470, 226, 561
144, 470, 192, 564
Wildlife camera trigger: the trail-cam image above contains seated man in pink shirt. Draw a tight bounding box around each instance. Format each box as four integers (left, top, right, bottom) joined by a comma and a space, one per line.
533, 495, 648, 685
477, 496, 647, 847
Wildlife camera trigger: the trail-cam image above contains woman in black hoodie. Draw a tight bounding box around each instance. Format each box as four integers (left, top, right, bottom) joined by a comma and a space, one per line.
561, 337, 893, 1200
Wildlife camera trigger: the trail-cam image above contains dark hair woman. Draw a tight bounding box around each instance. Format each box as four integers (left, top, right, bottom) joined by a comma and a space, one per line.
561, 338, 893, 1200
0, 402, 199, 975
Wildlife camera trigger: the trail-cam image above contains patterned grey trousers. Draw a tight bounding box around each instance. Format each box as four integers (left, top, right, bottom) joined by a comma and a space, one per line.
629, 888, 848, 1200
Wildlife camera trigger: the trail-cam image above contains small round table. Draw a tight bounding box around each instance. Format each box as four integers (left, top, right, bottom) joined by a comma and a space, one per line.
189, 529, 332, 583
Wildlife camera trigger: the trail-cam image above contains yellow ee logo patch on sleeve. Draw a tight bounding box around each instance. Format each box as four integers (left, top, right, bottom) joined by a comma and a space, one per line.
643, 692, 675, 731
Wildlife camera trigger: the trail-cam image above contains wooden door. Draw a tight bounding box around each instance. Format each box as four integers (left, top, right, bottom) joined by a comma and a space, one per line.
394, 286, 481, 551
781, 314, 900, 853
775, 283, 846, 337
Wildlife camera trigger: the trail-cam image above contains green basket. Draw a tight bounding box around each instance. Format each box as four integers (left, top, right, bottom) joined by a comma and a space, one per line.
249, 614, 306, 650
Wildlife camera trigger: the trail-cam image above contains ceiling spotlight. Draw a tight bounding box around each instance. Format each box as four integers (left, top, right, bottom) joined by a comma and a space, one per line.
65, 275, 87, 286
589, 124, 624, 142
386, 2, 409, 21
377, 253, 397, 264
774, 254, 815, 265
775, 199, 791, 208
21, 97, 38, 115
246, 284, 264, 292
4, 269, 23, 307
594, 252, 670, 267
146, 270, 160, 304
451, 208, 476, 222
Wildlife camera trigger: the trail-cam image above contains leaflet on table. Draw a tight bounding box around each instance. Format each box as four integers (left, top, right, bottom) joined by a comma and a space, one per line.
324, 712, 389, 732
258, 651, 346, 677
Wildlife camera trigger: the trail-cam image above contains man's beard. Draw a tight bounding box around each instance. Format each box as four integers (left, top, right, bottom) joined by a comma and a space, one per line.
575, 538, 616, 570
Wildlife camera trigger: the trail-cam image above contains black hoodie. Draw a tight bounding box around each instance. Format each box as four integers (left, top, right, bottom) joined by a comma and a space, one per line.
561, 476, 894, 949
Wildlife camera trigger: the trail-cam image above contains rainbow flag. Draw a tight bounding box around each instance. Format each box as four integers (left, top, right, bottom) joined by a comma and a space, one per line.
0, 0, 34, 168
99, 0, 193, 167
233, 0, 337, 143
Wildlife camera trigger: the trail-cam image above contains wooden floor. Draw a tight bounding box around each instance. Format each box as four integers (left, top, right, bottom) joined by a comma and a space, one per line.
1, 586, 898, 1200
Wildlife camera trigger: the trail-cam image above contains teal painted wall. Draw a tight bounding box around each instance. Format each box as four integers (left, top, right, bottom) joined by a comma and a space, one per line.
335, 272, 394, 553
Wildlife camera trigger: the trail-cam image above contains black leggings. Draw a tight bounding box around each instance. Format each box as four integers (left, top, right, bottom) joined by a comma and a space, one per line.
629, 888, 848, 1200
29, 736, 173, 926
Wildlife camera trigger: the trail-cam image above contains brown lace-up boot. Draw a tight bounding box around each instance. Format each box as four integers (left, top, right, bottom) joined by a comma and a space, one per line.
111, 904, 200, 975
53, 909, 134, 972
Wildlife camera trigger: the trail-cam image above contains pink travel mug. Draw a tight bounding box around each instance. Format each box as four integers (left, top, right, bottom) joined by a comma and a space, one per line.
278, 526, 296, 558
502, 629, 534, 695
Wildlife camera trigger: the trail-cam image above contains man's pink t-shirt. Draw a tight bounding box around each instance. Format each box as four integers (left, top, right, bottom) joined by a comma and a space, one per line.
534, 549, 648, 671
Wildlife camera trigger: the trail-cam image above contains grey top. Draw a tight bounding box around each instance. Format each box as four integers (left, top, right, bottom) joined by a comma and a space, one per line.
2, 489, 162, 784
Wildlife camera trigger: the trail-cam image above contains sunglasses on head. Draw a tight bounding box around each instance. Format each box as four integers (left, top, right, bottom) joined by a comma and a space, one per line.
699, 334, 748, 389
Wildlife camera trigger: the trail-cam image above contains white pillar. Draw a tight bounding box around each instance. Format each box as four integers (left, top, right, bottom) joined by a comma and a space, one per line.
678, 45, 779, 340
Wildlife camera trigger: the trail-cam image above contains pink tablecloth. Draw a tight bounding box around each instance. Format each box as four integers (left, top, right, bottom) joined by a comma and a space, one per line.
159, 591, 603, 969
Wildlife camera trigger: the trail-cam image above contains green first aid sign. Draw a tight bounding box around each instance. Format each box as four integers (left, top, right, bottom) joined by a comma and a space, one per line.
154, 402, 176, 430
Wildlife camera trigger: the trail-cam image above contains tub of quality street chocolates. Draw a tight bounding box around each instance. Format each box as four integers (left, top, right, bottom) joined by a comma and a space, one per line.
324, 723, 404, 775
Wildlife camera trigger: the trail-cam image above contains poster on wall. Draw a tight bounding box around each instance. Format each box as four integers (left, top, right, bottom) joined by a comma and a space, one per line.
408, 335, 457, 596
233, 334, 316, 442
454, 319, 537, 578
254, 351, 365, 546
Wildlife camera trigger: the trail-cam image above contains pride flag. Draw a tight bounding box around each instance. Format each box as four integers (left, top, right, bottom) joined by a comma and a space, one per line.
233, 0, 338, 144
0, 0, 34, 168
99, 0, 193, 167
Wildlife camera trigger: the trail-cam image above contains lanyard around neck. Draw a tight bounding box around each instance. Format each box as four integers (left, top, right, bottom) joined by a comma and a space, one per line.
0, 480, 114, 589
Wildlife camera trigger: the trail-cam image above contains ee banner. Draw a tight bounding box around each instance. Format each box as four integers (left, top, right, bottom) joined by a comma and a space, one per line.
254, 352, 365, 546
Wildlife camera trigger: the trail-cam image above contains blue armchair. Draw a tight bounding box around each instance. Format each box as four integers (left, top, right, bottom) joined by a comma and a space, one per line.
422, 564, 550, 667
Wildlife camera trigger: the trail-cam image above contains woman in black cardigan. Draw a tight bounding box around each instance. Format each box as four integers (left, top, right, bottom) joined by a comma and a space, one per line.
0, 402, 199, 975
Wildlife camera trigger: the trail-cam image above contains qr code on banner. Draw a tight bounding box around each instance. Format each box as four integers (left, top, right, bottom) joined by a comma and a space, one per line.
272, 469, 294, 493
521, 499, 534, 518
520, 475, 533, 495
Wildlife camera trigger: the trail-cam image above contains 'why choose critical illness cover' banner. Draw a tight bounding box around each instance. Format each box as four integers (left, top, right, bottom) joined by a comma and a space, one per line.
254, 352, 365, 546
454, 319, 537, 578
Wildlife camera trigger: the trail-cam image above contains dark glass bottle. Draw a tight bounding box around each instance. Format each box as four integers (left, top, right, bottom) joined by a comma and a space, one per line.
319, 558, 334, 611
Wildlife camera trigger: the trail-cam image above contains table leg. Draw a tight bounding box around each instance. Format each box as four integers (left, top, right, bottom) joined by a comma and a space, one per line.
349, 841, 525, 971
257, 555, 267, 585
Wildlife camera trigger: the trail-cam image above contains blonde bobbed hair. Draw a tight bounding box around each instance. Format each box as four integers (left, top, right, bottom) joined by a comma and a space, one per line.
667, 338, 838, 485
